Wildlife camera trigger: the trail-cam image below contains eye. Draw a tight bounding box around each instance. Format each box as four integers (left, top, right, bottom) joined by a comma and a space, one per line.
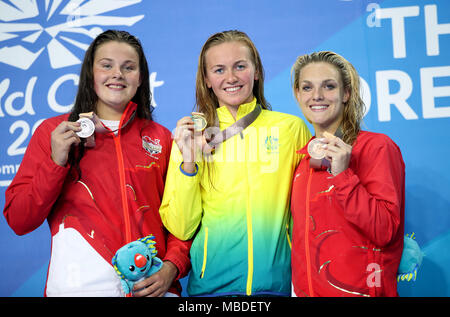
146, 255, 150, 261
213, 67, 224, 74
301, 85, 311, 91
129, 265, 135, 272
101, 63, 112, 69
236, 64, 245, 70
124, 65, 136, 72
325, 83, 336, 90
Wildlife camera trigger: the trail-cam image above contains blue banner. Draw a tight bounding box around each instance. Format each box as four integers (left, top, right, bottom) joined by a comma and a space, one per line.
0, 0, 449, 297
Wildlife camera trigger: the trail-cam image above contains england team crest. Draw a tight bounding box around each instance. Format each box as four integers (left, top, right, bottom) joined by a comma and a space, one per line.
142, 136, 162, 159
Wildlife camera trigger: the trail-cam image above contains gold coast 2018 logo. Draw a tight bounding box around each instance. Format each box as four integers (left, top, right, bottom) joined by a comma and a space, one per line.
0, 0, 150, 187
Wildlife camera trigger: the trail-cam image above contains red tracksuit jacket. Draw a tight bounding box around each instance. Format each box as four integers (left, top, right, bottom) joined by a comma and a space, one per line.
291, 131, 405, 297
3, 102, 191, 296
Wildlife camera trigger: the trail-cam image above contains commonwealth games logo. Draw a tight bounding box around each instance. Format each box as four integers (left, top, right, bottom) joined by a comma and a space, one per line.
0, 0, 145, 70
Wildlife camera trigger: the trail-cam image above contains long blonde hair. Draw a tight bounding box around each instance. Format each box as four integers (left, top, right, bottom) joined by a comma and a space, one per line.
196, 30, 270, 127
291, 51, 365, 145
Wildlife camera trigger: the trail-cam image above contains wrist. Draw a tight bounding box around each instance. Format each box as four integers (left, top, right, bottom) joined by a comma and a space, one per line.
163, 260, 179, 280
180, 162, 198, 176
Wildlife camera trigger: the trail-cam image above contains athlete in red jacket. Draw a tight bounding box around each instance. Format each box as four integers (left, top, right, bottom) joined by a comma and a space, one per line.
290, 51, 404, 297
3, 30, 191, 296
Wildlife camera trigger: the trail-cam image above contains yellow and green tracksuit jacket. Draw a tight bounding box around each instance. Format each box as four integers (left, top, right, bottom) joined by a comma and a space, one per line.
160, 98, 311, 296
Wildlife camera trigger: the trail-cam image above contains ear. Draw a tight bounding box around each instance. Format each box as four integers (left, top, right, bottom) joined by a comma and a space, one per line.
343, 89, 350, 104
254, 69, 259, 81
205, 76, 212, 89
295, 88, 301, 101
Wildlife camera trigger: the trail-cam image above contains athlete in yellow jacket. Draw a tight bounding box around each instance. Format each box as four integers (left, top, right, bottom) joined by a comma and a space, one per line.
159, 31, 311, 296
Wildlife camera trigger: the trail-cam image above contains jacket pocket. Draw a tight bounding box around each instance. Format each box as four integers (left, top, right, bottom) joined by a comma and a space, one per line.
200, 227, 208, 279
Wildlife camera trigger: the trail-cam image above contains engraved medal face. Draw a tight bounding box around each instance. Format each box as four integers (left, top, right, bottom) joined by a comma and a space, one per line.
191, 112, 207, 132
76, 117, 95, 138
307, 138, 326, 159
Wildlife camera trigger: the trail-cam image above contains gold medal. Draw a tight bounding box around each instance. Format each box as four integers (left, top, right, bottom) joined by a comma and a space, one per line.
76, 117, 95, 138
191, 112, 207, 132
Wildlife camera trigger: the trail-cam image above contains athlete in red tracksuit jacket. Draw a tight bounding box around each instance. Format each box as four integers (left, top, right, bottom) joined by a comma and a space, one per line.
291, 132, 405, 297
290, 51, 405, 297
3, 101, 191, 296
3, 30, 191, 296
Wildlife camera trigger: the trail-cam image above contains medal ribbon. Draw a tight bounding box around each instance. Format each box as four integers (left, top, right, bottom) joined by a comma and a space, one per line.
203, 104, 262, 153
78, 111, 136, 147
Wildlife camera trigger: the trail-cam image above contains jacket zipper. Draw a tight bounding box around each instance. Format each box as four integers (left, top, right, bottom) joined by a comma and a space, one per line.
114, 134, 132, 244
200, 227, 208, 278
244, 132, 253, 296
305, 168, 314, 296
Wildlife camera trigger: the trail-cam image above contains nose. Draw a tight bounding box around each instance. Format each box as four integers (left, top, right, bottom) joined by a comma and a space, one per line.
312, 88, 324, 101
112, 66, 123, 79
134, 253, 147, 268
226, 70, 238, 83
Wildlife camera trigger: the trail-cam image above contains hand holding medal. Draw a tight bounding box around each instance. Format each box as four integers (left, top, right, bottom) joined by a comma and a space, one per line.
174, 112, 210, 169
50, 121, 82, 167
309, 131, 352, 176
76, 112, 105, 147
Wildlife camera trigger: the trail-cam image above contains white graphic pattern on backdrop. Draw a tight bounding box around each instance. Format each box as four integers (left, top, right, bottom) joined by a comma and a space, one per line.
0, 0, 144, 69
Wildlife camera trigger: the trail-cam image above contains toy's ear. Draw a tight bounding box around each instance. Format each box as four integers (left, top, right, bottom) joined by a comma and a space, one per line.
138, 234, 158, 257
112, 251, 126, 281
138, 234, 155, 244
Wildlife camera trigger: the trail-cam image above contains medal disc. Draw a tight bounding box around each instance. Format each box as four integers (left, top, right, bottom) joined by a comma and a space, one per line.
192, 112, 207, 131
308, 138, 326, 159
76, 117, 95, 138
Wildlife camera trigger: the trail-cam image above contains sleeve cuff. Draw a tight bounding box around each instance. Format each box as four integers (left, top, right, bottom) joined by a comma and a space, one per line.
179, 163, 198, 176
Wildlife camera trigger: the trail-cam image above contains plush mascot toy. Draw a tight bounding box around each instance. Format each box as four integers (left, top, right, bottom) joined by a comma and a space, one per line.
112, 234, 163, 296
397, 233, 424, 282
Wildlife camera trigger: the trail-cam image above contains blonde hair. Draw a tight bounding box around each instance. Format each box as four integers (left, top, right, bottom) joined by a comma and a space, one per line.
291, 51, 365, 145
196, 30, 270, 127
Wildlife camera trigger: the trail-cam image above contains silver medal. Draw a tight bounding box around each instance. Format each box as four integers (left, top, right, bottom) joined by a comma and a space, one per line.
76, 117, 95, 138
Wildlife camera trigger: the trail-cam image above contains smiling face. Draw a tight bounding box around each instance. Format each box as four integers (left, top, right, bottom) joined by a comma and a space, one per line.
296, 62, 349, 135
204, 41, 258, 112
93, 41, 141, 120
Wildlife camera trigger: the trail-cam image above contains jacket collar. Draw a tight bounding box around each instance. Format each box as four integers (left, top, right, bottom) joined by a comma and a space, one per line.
119, 101, 138, 130
216, 97, 257, 127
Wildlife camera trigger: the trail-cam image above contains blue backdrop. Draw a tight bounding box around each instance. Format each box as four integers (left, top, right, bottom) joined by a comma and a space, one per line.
0, 0, 449, 297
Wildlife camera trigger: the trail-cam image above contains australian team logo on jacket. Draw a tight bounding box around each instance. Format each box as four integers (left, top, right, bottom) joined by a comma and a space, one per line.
142, 136, 162, 159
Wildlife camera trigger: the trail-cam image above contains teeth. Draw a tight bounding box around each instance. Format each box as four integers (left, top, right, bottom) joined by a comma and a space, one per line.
108, 84, 125, 88
225, 86, 241, 92
311, 105, 328, 110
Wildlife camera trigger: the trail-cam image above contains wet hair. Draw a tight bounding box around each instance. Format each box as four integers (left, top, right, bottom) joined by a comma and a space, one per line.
68, 29, 152, 122
68, 30, 152, 179
291, 51, 365, 145
195, 30, 270, 127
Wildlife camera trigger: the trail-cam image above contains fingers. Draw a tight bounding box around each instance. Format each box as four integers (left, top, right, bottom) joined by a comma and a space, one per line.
132, 275, 165, 297
175, 117, 195, 135
174, 116, 206, 162
174, 117, 194, 144
51, 121, 82, 166
132, 261, 178, 297
320, 134, 352, 176
53, 121, 82, 134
